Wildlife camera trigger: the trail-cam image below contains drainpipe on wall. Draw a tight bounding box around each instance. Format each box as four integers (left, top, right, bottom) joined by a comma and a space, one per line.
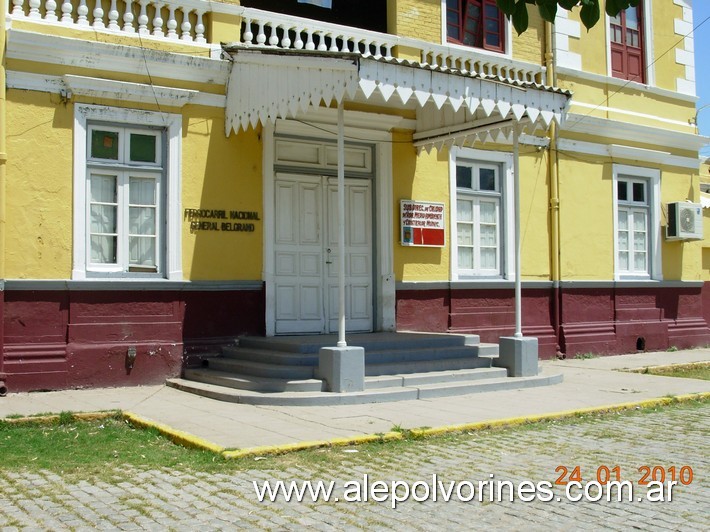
545, 21, 564, 358
0, 2, 8, 394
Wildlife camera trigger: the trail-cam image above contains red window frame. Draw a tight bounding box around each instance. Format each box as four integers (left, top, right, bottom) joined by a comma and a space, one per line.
446, 0, 505, 53
610, 3, 645, 83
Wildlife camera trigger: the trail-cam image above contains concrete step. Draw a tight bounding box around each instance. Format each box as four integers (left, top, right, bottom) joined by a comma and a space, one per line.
238, 332, 475, 354
415, 372, 563, 399
183, 368, 325, 393
166, 378, 420, 406
221, 346, 319, 366
366, 356, 492, 376
166, 370, 563, 406
364, 367, 508, 389
218, 342, 498, 370
207, 358, 315, 380
365, 345, 489, 365
476, 343, 499, 357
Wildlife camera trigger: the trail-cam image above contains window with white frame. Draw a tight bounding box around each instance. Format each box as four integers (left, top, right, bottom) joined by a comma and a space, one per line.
455, 161, 502, 276
73, 105, 182, 280
613, 165, 661, 280
87, 125, 163, 274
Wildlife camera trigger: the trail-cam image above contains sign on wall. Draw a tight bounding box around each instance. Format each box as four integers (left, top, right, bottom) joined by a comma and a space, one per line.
184, 208, 260, 233
400, 200, 445, 247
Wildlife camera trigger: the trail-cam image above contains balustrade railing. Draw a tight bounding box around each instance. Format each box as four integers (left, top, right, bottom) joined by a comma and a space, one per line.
233, 6, 544, 84
9, 0, 209, 44
8, 1, 545, 84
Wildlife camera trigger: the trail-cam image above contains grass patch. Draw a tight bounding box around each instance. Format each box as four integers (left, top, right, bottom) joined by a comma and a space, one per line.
638, 362, 710, 381
0, 415, 224, 478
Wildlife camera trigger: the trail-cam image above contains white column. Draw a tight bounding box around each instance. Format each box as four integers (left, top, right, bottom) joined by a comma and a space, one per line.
513, 125, 522, 338
337, 101, 347, 347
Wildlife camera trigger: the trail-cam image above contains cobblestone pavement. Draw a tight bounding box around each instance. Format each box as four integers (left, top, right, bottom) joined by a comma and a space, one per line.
0, 403, 708, 531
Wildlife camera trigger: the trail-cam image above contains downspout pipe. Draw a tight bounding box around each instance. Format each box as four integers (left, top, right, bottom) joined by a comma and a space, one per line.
545, 21, 564, 358
0, 1, 8, 394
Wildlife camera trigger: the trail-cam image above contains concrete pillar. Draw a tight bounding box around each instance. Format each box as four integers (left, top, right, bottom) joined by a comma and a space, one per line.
496, 336, 539, 377
317, 346, 365, 393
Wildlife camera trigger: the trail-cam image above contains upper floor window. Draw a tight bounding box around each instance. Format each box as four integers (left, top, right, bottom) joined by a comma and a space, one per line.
610, 3, 645, 83
446, 0, 505, 53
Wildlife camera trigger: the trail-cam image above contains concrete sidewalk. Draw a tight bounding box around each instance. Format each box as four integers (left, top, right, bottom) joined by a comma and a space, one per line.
1, 349, 709, 451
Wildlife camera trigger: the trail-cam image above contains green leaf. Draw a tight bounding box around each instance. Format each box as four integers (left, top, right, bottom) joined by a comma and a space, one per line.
579, 1, 600, 30
512, 0, 529, 35
558, 0, 579, 9
605, 0, 619, 17
496, 0, 516, 16
537, 0, 558, 23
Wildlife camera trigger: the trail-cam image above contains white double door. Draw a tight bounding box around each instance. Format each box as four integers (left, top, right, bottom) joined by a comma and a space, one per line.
274, 174, 373, 334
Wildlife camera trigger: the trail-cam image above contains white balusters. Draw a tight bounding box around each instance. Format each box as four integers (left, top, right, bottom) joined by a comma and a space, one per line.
194, 10, 206, 43
92, 1, 105, 29
123, 1, 135, 33
45, 0, 58, 22
242, 17, 254, 44
280, 26, 292, 48
152, 4, 164, 37
107, 0, 120, 31
316, 31, 327, 51
28, 0, 40, 19
166, 5, 178, 38
268, 24, 279, 46
256, 21, 266, 45
329, 33, 339, 52
293, 31, 303, 50
4, 1, 546, 85
181, 10, 193, 41
12, 0, 24, 17
77, 0, 89, 26
137, 0, 149, 34
60, 0, 73, 23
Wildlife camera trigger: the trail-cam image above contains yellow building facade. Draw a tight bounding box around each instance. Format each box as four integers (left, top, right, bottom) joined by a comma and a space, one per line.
1, 0, 707, 393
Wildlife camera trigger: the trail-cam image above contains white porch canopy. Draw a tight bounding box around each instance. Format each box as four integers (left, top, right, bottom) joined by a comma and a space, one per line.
223, 46, 571, 347
224, 47, 571, 149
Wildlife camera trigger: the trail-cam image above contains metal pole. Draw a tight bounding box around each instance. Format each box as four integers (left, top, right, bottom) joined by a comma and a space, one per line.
513, 126, 522, 338
337, 101, 347, 347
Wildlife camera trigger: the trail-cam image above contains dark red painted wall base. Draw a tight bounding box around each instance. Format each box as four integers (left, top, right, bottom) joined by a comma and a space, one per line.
1, 288, 264, 393
396, 283, 710, 359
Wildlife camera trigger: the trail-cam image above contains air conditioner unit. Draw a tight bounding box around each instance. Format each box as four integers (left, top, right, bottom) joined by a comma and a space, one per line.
666, 202, 703, 240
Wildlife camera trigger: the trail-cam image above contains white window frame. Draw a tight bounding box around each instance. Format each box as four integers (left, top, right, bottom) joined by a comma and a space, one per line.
450, 147, 514, 281
612, 164, 661, 281
605, 1, 655, 87
440, 0, 513, 59
73, 104, 182, 281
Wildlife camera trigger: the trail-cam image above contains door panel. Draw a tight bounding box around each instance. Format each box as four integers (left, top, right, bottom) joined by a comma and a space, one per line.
274, 176, 325, 334
274, 174, 373, 334
325, 178, 373, 333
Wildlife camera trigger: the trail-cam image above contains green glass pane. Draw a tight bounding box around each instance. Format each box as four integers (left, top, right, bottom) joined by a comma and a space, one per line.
456, 166, 472, 189
130, 134, 157, 163
479, 168, 496, 191
91, 130, 119, 160
617, 181, 628, 201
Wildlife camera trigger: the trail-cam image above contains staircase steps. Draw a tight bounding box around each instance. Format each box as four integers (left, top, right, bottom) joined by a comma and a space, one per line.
167, 332, 563, 405
167, 371, 563, 406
